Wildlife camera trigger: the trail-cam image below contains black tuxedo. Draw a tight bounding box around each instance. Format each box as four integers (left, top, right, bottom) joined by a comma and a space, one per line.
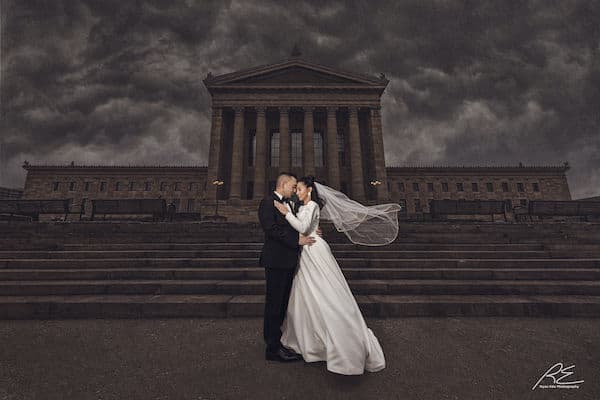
258, 191, 301, 352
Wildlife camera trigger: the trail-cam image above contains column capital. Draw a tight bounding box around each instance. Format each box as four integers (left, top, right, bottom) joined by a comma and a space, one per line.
211, 107, 223, 117
326, 106, 338, 113
233, 106, 244, 114
370, 105, 382, 112
278, 106, 290, 114
348, 106, 359, 115
255, 106, 266, 114
302, 106, 315, 113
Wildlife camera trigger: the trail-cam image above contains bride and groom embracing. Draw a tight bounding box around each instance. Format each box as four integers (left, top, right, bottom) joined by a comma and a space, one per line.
258, 172, 402, 375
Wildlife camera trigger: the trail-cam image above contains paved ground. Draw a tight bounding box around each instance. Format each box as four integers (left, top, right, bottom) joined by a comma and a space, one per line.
0, 317, 598, 400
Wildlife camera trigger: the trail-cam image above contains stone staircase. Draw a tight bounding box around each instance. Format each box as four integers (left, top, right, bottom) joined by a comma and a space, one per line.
1, 221, 600, 318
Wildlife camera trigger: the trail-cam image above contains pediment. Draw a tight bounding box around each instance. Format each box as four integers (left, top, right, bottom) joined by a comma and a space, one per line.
204, 58, 388, 89
228, 66, 367, 86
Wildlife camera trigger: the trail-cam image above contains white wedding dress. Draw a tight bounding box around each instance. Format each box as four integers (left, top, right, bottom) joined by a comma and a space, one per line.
280, 200, 386, 375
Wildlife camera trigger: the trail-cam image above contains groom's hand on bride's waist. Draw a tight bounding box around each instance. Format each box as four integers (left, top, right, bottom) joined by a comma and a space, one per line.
299, 234, 316, 246
316, 227, 323, 237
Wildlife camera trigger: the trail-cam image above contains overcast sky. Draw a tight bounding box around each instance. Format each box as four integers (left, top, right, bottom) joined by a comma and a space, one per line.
1, 0, 599, 198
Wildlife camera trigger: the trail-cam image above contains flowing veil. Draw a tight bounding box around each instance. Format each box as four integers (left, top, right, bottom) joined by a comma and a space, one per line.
314, 182, 403, 246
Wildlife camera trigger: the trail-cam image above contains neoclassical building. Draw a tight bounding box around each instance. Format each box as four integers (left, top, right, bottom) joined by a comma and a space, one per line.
20, 55, 572, 221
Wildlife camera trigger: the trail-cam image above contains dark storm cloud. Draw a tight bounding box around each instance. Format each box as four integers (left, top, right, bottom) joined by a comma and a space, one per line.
1, 0, 599, 198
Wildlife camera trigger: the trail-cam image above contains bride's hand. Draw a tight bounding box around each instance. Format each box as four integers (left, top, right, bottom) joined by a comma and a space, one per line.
274, 200, 289, 215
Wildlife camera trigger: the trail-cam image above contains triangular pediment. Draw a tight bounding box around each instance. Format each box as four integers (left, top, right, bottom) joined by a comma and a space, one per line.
204, 58, 388, 89
228, 66, 366, 85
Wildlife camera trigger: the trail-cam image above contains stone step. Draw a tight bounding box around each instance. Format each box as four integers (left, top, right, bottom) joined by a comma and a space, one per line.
0, 250, 562, 259
1, 294, 599, 318
2, 258, 600, 269
1, 279, 600, 296
0, 267, 599, 281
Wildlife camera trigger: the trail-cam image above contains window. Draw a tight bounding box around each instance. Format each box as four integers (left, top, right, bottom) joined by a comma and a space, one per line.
471, 182, 478, 192
115, 181, 121, 191
187, 198, 195, 212
173, 182, 180, 191
270, 132, 280, 167
456, 182, 464, 192
427, 182, 434, 192
397, 182, 405, 192
246, 181, 254, 199
337, 130, 345, 166
172, 198, 180, 211
145, 181, 152, 191
520, 199, 528, 206
100, 182, 106, 192
414, 199, 422, 212
188, 182, 194, 191
533, 182, 540, 192
505, 199, 512, 210
517, 182, 524, 192
314, 131, 324, 167
129, 181, 135, 191
69, 181, 75, 191
53, 182, 60, 191
486, 182, 493, 192
84, 182, 90, 191
291, 131, 302, 167
502, 182, 509, 192
248, 129, 256, 166
412, 182, 419, 192
442, 182, 448, 192
160, 182, 167, 191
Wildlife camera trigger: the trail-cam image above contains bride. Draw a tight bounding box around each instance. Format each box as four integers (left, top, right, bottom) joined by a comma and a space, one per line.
273, 176, 402, 375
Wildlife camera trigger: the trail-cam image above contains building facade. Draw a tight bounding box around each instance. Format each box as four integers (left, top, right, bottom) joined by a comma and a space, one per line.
19, 56, 572, 221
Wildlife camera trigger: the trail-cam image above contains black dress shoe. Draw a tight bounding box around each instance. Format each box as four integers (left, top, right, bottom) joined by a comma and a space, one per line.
265, 347, 302, 362
281, 346, 302, 358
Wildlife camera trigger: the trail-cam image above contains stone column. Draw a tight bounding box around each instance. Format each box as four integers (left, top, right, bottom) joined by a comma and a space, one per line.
253, 106, 267, 199
326, 106, 341, 190
206, 106, 223, 201
278, 107, 290, 171
303, 106, 315, 176
370, 106, 390, 200
348, 107, 365, 200
229, 106, 244, 200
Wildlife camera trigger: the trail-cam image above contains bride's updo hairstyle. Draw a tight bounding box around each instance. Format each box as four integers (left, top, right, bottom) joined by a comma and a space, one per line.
298, 176, 325, 209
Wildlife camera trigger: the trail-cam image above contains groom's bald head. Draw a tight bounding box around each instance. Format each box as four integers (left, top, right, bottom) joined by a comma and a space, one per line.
276, 172, 297, 197
276, 173, 292, 189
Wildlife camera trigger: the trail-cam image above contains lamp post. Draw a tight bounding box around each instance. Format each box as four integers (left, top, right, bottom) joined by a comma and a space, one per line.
370, 179, 382, 203
212, 180, 224, 216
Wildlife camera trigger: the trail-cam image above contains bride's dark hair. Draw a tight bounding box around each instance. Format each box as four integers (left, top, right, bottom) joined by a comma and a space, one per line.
298, 176, 325, 209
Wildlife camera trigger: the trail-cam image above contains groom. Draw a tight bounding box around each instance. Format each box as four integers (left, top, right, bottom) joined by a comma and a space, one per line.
258, 172, 316, 362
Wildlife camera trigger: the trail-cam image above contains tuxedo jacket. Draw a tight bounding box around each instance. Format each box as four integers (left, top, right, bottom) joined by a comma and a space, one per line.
258, 192, 301, 270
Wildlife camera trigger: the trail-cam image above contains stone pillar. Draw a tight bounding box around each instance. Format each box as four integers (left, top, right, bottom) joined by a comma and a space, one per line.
348, 107, 365, 201
253, 106, 267, 199
326, 106, 341, 190
303, 106, 315, 176
279, 107, 290, 171
229, 106, 244, 200
206, 106, 223, 201
370, 106, 390, 200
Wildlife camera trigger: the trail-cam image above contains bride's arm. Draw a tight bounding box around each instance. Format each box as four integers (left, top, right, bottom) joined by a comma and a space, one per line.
285, 202, 317, 235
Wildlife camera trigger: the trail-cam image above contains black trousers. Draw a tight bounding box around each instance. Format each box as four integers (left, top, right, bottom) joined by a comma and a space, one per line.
263, 267, 296, 352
